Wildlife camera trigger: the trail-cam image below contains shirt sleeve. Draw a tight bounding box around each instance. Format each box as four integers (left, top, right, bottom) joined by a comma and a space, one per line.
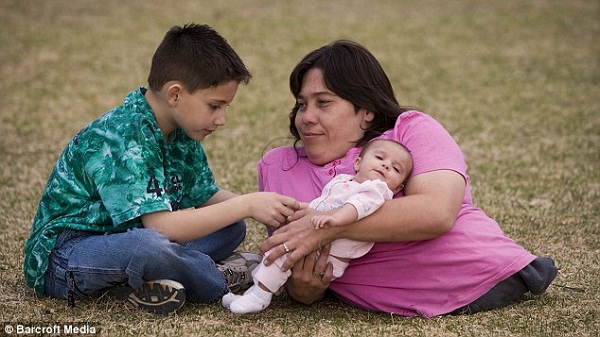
383, 111, 468, 180
344, 179, 393, 220
84, 116, 172, 226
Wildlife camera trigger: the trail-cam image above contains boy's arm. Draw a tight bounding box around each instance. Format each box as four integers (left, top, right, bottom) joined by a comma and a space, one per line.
141, 191, 300, 243
198, 189, 238, 207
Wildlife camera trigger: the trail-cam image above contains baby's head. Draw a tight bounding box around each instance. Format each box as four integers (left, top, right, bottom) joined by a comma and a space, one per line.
354, 139, 413, 193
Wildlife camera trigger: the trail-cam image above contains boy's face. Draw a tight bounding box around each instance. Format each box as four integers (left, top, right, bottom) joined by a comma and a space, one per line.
353, 141, 412, 194
171, 80, 240, 141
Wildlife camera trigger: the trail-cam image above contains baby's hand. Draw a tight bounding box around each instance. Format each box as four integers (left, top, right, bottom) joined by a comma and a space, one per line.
311, 215, 338, 229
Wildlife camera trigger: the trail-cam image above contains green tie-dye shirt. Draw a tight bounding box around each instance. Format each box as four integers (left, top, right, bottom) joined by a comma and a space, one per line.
24, 88, 219, 294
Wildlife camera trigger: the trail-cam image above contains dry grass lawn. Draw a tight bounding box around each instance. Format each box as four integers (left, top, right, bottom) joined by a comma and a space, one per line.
0, 1, 598, 336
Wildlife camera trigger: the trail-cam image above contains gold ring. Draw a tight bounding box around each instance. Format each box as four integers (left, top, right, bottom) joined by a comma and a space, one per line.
313, 271, 325, 277
283, 243, 290, 253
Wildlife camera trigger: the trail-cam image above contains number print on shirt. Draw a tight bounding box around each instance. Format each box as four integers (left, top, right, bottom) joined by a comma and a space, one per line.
165, 176, 182, 194
146, 175, 163, 197
146, 175, 183, 197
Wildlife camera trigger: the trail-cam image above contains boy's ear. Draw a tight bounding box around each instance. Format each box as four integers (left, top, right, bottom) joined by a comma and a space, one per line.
165, 83, 183, 106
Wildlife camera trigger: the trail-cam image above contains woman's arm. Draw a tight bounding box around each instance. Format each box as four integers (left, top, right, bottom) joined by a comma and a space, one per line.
261, 169, 465, 270
342, 169, 465, 241
142, 190, 300, 243
261, 169, 464, 304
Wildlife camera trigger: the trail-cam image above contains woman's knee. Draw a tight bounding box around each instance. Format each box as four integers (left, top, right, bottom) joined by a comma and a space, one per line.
450, 274, 528, 315
519, 257, 558, 295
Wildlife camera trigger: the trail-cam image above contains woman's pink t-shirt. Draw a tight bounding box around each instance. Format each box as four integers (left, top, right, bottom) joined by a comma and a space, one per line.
258, 111, 535, 317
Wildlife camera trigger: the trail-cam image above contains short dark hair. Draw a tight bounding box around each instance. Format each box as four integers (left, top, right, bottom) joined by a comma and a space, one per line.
288, 40, 414, 147
148, 23, 251, 92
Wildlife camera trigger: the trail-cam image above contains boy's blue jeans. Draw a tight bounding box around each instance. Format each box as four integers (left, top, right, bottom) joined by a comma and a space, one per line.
43, 221, 246, 304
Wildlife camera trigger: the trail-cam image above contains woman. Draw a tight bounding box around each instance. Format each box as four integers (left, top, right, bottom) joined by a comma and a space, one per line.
257, 40, 557, 317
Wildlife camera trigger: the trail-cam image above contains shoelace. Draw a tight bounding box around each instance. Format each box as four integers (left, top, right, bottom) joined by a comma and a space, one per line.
220, 266, 250, 288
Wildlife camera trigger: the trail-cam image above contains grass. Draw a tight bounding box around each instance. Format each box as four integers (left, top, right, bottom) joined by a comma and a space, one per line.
1, 0, 598, 336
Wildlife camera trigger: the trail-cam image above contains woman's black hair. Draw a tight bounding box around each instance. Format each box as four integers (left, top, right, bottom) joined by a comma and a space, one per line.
288, 40, 414, 147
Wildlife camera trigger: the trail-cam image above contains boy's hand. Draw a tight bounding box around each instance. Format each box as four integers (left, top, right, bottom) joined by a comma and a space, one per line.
246, 192, 300, 228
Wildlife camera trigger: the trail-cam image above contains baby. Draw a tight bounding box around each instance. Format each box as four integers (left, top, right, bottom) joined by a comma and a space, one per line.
223, 139, 413, 314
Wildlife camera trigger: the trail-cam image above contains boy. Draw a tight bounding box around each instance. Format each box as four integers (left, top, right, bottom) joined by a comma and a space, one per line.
24, 23, 299, 315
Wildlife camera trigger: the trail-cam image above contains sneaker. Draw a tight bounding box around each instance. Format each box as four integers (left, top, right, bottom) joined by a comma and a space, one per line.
217, 251, 262, 293
108, 279, 186, 315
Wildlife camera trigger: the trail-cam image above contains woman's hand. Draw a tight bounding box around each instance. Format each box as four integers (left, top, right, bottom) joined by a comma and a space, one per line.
260, 210, 342, 269
285, 244, 334, 305
260, 210, 337, 304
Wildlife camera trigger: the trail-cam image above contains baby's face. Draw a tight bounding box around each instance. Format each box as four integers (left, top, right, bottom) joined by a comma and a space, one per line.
353, 140, 412, 193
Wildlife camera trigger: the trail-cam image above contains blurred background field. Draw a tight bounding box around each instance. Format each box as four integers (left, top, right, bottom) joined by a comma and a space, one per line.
0, 1, 598, 336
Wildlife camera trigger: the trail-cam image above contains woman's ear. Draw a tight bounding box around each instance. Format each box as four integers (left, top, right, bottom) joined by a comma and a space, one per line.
360, 110, 375, 129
